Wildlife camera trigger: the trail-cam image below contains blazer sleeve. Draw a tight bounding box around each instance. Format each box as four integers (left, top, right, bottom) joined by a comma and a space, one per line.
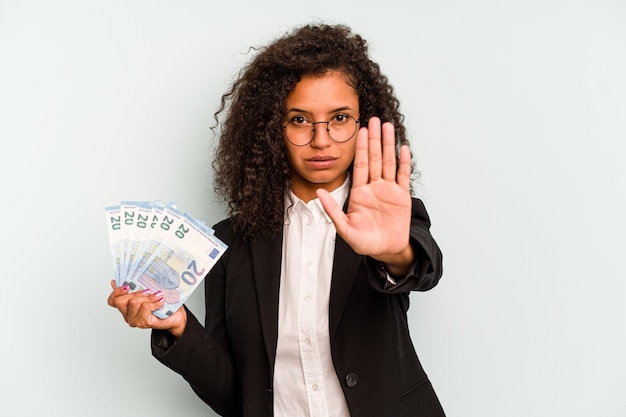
150, 220, 241, 417
367, 197, 443, 294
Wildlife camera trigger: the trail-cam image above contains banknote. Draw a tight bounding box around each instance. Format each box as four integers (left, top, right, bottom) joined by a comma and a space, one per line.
104, 205, 122, 285
118, 200, 142, 284
125, 201, 170, 285
120, 201, 153, 283
105, 201, 227, 317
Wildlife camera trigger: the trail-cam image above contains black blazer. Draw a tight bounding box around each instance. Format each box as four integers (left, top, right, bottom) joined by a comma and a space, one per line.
152, 198, 445, 417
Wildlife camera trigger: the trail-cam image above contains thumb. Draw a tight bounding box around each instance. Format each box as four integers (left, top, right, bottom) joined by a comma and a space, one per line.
316, 188, 348, 236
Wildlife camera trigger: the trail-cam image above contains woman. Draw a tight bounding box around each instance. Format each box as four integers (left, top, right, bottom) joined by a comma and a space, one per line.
108, 23, 445, 417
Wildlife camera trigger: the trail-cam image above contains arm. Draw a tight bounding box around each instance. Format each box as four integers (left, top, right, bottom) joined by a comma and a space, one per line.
150, 309, 240, 416
150, 230, 241, 416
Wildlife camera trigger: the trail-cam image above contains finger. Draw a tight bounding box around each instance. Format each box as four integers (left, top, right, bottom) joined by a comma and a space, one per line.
397, 144, 411, 191
109, 289, 132, 313
381, 122, 397, 181
316, 188, 348, 236
143, 302, 168, 328
125, 290, 164, 326
107, 282, 129, 307
134, 298, 165, 328
351, 126, 369, 187
367, 117, 382, 181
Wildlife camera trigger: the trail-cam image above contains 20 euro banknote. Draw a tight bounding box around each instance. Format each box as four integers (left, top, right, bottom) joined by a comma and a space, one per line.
105, 201, 227, 318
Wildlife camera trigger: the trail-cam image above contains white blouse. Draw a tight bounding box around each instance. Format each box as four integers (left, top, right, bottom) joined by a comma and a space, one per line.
273, 177, 351, 417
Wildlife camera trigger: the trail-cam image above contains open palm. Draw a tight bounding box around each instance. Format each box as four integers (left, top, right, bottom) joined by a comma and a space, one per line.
317, 117, 412, 260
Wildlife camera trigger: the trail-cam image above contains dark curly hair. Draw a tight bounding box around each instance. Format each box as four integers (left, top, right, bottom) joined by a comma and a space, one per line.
212, 23, 413, 239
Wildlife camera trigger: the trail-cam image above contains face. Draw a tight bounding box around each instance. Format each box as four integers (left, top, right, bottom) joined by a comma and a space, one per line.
283, 71, 359, 202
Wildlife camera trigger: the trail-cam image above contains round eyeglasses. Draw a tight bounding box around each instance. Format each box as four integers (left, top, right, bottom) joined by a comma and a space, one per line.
282, 114, 360, 146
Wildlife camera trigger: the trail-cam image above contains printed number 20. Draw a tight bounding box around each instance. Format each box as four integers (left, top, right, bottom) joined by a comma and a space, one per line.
181, 260, 205, 286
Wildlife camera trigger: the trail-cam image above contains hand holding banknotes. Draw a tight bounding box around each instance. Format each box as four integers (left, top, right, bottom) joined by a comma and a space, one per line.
107, 279, 188, 337
105, 200, 227, 337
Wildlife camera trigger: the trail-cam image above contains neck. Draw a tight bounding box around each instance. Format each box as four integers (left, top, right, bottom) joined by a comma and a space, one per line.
289, 173, 348, 203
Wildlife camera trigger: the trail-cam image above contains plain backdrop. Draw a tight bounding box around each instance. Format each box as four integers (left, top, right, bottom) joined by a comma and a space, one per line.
1, 0, 624, 416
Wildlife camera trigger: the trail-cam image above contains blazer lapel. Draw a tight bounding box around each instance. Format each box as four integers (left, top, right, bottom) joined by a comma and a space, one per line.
328, 232, 362, 343
250, 232, 283, 372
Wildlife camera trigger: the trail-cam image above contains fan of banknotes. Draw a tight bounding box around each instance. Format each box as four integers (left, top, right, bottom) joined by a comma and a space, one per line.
104, 200, 227, 318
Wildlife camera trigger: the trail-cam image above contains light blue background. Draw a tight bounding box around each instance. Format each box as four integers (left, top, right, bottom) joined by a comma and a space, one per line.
1, 0, 624, 416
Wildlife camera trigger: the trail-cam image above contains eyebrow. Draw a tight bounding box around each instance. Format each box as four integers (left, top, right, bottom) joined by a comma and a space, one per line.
286, 105, 355, 114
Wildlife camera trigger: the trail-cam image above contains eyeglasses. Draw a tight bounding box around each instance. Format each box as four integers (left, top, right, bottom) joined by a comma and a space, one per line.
282, 114, 360, 146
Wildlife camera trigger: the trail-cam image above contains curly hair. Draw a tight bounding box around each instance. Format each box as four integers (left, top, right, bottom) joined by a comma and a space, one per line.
212, 23, 413, 239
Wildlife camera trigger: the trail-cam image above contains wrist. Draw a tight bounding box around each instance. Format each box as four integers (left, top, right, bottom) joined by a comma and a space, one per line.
168, 307, 188, 339
376, 244, 414, 277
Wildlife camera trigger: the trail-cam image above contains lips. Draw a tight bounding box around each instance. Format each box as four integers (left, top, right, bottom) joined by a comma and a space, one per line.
306, 155, 337, 169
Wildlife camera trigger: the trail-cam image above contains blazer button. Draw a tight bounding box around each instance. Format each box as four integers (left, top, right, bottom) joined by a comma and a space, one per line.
345, 373, 358, 388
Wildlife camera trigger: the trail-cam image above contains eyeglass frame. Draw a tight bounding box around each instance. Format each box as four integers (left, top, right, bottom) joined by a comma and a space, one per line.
282, 114, 361, 147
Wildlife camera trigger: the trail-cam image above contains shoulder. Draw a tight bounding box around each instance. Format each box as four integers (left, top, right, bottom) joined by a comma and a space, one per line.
410, 197, 431, 227
411, 197, 426, 211
213, 217, 283, 245
212, 218, 237, 245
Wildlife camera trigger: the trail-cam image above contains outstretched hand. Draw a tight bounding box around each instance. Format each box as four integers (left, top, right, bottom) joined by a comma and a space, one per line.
317, 117, 414, 274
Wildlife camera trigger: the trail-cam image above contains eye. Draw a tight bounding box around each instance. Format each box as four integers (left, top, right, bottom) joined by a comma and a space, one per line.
290, 115, 309, 126
331, 114, 350, 124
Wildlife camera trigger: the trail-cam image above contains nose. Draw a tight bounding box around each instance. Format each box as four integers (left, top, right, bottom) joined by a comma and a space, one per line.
311, 122, 332, 147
